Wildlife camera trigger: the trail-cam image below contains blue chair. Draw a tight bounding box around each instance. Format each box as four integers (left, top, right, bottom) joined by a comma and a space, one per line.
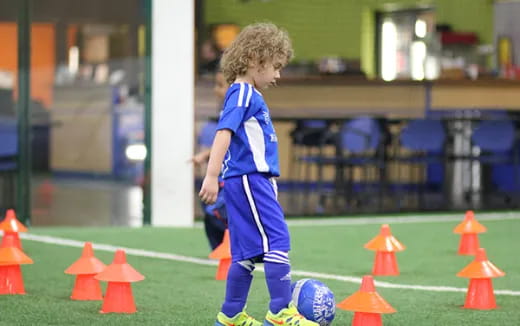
291, 120, 329, 168
396, 119, 446, 209
315, 117, 384, 213
400, 119, 445, 154
340, 117, 381, 154
289, 119, 330, 214
472, 120, 515, 154
471, 119, 518, 205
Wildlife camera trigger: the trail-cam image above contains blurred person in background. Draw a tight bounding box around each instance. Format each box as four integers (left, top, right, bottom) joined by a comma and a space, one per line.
199, 39, 221, 75
191, 71, 228, 250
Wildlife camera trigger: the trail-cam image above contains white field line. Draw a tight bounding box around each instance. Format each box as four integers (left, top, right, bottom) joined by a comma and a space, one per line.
192, 212, 520, 228
285, 212, 520, 227
21, 233, 520, 297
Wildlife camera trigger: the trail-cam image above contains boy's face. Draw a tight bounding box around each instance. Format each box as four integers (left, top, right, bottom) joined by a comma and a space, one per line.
213, 72, 228, 100
252, 59, 283, 89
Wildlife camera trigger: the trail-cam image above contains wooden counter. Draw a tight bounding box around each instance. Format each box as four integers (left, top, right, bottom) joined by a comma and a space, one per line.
195, 77, 520, 120
263, 84, 425, 119
430, 79, 520, 110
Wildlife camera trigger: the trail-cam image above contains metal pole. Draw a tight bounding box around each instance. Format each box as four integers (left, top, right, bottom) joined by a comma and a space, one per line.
143, 0, 152, 225
16, 0, 31, 225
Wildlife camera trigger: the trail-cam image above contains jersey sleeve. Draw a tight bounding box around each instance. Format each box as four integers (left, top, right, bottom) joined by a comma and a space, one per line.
217, 83, 253, 133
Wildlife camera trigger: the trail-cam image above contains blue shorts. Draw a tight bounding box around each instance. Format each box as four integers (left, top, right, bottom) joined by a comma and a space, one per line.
223, 173, 290, 262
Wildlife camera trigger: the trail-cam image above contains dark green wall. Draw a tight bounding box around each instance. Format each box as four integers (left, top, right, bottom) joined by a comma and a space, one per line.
205, 0, 493, 62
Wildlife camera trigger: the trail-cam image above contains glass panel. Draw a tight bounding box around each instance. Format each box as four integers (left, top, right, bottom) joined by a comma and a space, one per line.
0, 0, 18, 216
30, 0, 148, 226
378, 8, 438, 81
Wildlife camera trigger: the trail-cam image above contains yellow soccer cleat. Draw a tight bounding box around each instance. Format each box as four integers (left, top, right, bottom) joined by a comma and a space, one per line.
215, 309, 262, 326
264, 303, 319, 326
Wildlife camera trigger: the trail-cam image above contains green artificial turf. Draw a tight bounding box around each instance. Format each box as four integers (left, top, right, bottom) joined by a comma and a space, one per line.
0, 215, 518, 325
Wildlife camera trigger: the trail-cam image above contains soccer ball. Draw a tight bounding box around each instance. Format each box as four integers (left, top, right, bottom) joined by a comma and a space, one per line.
291, 279, 336, 326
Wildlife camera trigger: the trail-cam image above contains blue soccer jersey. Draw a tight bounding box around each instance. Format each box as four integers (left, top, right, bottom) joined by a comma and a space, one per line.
217, 82, 280, 178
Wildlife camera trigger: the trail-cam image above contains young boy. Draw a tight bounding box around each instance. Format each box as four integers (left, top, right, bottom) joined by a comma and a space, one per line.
199, 23, 318, 326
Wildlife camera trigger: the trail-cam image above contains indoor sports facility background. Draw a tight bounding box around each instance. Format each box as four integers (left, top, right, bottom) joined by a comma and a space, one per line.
0, 0, 519, 325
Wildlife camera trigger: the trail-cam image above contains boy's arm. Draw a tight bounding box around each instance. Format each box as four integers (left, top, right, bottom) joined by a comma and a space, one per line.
199, 129, 232, 204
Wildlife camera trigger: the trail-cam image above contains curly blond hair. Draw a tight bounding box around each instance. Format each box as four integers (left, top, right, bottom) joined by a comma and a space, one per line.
220, 22, 293, 84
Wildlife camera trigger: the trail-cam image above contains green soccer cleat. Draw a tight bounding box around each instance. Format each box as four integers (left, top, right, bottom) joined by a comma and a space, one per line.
263, 303, 319, 326
215, 310, 262, 326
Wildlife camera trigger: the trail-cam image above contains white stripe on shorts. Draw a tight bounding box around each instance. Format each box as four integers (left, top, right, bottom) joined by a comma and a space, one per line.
242, 175, 269, 252
269, 177, 278, 199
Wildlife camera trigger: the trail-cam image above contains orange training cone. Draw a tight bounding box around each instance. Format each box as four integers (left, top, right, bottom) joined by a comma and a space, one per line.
364, 224, 405, 276
0, 236, 33, 294
457, 248, 505, 310
453, 210, 487, 255
95, 250, 144, 313
337, 275, 396, 326
0, 209, 28, 250
64, 242, 106, 300
209, 229, 231, 281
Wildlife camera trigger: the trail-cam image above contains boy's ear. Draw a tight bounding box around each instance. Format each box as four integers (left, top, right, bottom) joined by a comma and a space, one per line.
247, 55, 261, 69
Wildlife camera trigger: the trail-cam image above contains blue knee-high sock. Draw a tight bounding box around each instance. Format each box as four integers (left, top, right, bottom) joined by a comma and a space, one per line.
221, 260, 255, 317
264, 251, 292, 314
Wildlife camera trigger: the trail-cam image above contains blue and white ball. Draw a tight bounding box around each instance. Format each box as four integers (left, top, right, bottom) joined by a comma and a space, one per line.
291, 279, 336, 326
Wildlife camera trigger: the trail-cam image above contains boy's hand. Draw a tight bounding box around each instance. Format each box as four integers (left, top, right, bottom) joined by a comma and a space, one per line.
199, 175, 219, 204
189, 149, 211, 166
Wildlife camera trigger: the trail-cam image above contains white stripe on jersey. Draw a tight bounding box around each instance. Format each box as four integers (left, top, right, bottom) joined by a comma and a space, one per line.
245, 84, 253, 107
242, 175, 269, 252
244, 117, 269, 172
237, 83, 245, 107
222, 150, 231, 178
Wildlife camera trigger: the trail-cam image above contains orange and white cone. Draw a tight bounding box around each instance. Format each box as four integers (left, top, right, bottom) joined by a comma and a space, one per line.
95, 250, 144, 313
457, 248, 505, 309
453, 211, 487, 255
64, 242, 106, 300
364, 224, 405, 276
337, 275, 396, 326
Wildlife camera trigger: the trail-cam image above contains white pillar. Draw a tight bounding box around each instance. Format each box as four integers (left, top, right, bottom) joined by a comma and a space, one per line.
151, 0, 194, 226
